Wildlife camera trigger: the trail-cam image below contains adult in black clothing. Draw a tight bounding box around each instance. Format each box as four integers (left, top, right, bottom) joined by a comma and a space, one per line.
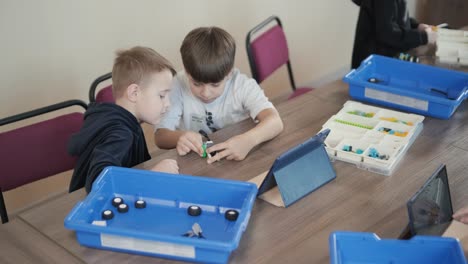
68, 47, 179, 193
351, 0, 437, 69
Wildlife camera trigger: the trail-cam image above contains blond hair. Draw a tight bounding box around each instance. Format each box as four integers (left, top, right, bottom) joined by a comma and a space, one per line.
112, 46, 176, 98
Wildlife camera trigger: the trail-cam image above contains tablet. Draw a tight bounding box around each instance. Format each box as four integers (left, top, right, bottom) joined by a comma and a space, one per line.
407, 164, 454, 236
257, 129, 335, 207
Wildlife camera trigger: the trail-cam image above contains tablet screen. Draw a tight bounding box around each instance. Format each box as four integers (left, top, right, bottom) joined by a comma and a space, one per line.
274, 144, 336, 206
407, 165, 453, 236
257, 129, 335, 206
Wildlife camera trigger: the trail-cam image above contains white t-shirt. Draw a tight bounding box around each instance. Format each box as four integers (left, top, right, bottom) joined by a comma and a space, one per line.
156, 68, 274, 134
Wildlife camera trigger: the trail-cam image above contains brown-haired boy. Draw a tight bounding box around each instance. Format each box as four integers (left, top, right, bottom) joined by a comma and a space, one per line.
154, 27, 283, 163
69, 46, 179, 193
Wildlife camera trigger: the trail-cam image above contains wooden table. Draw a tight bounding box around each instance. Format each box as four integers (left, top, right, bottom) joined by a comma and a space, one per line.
0, 218, 83, 264
10, 80, 468, 263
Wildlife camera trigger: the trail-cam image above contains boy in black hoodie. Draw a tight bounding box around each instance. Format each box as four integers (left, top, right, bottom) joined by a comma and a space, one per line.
69, 46, 179, 193
351, 0, 438, 69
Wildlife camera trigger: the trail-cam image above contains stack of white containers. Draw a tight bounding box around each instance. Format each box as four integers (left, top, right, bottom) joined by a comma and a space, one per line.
436, 28, 468, 66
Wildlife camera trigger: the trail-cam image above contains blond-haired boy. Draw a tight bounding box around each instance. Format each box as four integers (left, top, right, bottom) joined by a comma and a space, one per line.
69, 46, 178, 193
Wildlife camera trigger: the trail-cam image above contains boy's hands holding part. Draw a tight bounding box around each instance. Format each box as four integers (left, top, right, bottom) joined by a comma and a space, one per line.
206, 108, 283, 164
177, 131, 203, 156
206, 134, 254, 164
151, 159, 179, 174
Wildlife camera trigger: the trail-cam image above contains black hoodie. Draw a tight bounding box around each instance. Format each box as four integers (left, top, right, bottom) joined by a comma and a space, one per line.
351, 0, 428, 68
68, 103, 151, 193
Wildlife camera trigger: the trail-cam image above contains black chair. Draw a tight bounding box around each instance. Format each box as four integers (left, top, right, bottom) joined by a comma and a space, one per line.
89, 72, 113, 103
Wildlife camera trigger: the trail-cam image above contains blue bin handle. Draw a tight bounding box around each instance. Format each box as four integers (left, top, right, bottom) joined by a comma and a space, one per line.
343, 57, 372, 83
343, 69, 357, 81
463, 86, 468, 100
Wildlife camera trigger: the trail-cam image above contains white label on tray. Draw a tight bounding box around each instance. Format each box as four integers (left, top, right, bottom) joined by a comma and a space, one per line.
101, 233, 195, 258
365, 88, 428, 111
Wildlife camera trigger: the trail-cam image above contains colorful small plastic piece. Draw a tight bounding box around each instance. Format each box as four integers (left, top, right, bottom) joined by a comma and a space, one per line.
335, 119, 374, 130
379, 154, 390, 160
368, 148, 380, 158
342, 145, 352, 152
380, 117, 414, 126
202, 141, 216, 158
347, 110, 375, 118
378, 127, 408, 137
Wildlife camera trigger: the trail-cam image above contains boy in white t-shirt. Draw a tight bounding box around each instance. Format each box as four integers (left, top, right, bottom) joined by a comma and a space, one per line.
154, 27, 283, 164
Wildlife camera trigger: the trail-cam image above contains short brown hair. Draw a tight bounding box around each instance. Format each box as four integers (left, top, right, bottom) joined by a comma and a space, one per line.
180, 27, 236, 83
112, 46, 176, 98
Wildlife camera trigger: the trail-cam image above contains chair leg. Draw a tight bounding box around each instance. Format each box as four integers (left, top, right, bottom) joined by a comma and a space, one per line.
0, 190, 8, 224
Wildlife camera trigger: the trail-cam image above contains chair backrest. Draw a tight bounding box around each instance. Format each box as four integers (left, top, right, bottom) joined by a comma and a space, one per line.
0, 99, 87, 223
246, 16, 297, 91
89, 72, 113, 103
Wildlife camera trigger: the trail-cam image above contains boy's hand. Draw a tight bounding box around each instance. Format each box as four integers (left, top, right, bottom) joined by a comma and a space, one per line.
151, 159, 179, 174
418, 23, 430, 31
425, 27, 438, 44
177, 131, 203, 156
206, 134, 254, 164
453, 206, 468, 225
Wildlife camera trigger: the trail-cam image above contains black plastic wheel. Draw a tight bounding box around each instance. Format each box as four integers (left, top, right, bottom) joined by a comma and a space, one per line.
187, 205, 202, 216
112, 197, 124, 207
225, 210, 239, 221
135, 200, 146, 209
117, 203, 129, 213
102, 210, 114, 220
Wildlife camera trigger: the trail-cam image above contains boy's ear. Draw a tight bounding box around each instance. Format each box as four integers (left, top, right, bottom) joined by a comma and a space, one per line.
126, 84, 139, 102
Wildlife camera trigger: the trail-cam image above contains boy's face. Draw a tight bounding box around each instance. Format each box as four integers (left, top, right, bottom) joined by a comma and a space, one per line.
135, 70, 173, 125
187, 73, 229, 104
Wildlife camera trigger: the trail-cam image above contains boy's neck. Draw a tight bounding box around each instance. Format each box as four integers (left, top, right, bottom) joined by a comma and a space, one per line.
115, 98, 140, 122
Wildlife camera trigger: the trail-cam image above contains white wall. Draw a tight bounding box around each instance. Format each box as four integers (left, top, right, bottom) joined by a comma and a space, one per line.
0, 0, 359, 118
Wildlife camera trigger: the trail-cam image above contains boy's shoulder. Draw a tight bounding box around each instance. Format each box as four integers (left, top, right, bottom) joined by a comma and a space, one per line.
226, 68, 261, 93
84, 103, 140, 132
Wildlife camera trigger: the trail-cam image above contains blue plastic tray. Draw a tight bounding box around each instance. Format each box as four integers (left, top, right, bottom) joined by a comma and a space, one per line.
65, 167, 258, 264
344, 55, 468, 119
329, 231, 467, 264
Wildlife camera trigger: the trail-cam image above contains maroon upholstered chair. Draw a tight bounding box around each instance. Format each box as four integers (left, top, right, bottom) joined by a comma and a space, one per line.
0, 100, 87, 223
246, 16, 314, 100
89, 72, 113, 103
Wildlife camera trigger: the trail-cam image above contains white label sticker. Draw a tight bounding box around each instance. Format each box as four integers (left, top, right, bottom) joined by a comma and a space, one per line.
365, 88, 428, 111
101, 233, 195, 259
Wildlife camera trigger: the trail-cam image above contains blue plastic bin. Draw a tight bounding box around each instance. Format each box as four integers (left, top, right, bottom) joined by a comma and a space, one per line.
65, 167, 258, 264
329, 231, 467, 264
343, 55, 468, 119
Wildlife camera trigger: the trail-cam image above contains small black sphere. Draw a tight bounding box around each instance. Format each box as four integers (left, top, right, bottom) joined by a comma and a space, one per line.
112, 197, 124, 207
135, 200, 146, 209
187, 205, 202, 216
102, 210, 114, 220
225, 210, 239, 221
117, 203, 129, 213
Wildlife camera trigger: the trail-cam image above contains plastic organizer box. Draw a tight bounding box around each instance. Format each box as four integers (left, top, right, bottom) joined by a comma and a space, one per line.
343, 55, 468, 119
320, 101, 424, 176
436, 28, 468, 66
65, 167, 258, 264
329, 231, 467, 264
